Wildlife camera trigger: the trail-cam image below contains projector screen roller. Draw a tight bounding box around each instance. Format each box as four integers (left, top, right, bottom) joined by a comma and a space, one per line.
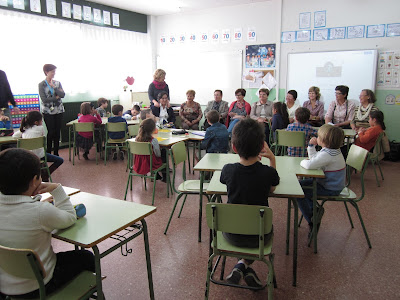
287, 50, 378, 110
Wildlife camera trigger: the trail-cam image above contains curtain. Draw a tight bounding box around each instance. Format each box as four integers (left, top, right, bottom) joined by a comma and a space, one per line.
0, 9, 152, 100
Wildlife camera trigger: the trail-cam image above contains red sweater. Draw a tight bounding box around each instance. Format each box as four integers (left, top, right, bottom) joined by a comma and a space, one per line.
225, 100, 251, 127
355, 125, 383, 151
78, 114, 102, 138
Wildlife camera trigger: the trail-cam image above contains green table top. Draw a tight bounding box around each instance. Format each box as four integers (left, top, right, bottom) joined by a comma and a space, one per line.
53, 192, 156, 248
0, 136, 17, 145
128, 129, 204, 147
67, 118, 139, 126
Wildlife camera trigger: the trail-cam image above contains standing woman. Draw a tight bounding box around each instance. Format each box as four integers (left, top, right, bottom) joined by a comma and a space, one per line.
303, 86, 324, 126
148, 69, 169, 112
226, 88, 251, 134
286, 90, 300, 123
351, 89, 379, 131
38, 64, 65, 156
325, 85, 355, 129
0, 70, 19, 122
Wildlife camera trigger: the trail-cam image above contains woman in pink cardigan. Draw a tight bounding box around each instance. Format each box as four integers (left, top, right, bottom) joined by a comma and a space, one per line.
226, 88, 251, 135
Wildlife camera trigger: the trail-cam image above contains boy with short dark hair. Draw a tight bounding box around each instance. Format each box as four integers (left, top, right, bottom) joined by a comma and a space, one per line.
96, 97, 109, 117
220, 118, 280, 287
201, 110, 229, 153
297, 124, 346, 236
108, 104, 128, 160
0, 148, 95, 298
123, 104, 141, 120
286, 107, 317, 157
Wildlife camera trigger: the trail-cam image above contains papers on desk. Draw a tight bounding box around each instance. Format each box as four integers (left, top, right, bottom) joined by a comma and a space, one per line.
155, 137, 167, 142
190, 131, 206, 137
158, 129, 170, 133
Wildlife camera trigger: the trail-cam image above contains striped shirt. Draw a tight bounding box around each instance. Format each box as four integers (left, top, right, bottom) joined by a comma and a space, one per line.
286, 122, 318, 157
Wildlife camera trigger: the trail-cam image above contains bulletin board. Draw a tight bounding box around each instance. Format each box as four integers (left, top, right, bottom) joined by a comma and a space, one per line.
9, 94, 41, 129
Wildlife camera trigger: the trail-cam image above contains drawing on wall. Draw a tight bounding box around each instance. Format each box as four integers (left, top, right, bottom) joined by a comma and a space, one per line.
61, 2, 71, 18
73, 4, 82, 20
385, 94, 395, 105
296, 30, 311, 42
83, 6, 91, 21
112, 13, 120, 27
313, 28, 328, 41
367, 24, 385, 38
329, 27, 346, 40
103, 11, 111, 25
378, 51, 400, 88
46, 0, 56, 16
0, 0, 8, 7
13, 0, 24, 10
281, 31, 295, 43
316, 62, 342, 77
347, 25, 365, 39
245, 44, 275, 68
299, 12, 311, 29
93, 8, 101, 23
30, 0, 41, 13
387, 23, 400, 37
314, 11, 326, 28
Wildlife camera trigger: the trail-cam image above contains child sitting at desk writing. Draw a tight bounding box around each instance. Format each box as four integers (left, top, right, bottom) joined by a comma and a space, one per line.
12, 111, 64, 181
134, 118, 167, 182
220, 118, 279, 288
76, 102, 102, 160
297, 124, 346, 237
0, 148, 94, 298
201, 110, 229, 153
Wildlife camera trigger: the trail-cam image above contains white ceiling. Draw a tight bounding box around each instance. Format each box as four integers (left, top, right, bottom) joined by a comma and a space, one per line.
87, 0, 269, 16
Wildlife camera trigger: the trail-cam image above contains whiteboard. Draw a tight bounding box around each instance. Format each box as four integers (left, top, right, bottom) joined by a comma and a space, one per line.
157, 50, 242, 106
287, 50, 378, 110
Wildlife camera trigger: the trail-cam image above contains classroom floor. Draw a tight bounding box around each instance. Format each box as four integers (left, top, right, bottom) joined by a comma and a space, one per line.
51, 148, 400, 300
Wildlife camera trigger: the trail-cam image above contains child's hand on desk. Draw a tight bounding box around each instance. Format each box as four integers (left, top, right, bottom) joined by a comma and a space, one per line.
33, 182, 60, 196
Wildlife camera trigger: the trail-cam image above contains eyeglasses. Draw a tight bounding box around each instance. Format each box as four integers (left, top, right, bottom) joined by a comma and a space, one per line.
335, 92, 343, 95
235, 94, 242, 97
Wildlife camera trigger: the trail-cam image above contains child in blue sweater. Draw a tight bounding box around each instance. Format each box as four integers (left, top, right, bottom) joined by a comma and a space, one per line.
201, 110, 229, 153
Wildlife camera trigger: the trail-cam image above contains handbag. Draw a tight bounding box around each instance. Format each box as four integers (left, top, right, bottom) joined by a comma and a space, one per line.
384, 140, 400, 161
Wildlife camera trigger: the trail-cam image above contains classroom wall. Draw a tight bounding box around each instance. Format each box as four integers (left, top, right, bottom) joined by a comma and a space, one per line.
152, 1, 282, 104
280, 0, 400, 140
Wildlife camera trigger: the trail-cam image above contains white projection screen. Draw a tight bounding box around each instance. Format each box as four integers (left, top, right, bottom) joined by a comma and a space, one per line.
287, 50, 378, 110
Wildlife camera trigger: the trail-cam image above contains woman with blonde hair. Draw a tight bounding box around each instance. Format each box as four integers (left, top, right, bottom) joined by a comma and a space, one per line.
148, 69, 169, 110
303, 86, 325, 126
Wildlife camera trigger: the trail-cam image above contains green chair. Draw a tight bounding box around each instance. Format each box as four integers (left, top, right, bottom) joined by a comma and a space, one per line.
124, 140, 166, 205
164, 141, 210, 241
104, 122, 128, 165
17, 136, 52, 182
369, 132, 385, 187
73, 122, 99, 165
309, 144, 372, 248
0, 245, 100, 300
205, 203, 276, 299
128, 124, 140, 138
274, 130, 305, 156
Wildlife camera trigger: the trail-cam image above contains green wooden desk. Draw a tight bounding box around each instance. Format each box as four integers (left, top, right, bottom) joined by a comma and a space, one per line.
67, 118, 140, 161
52, 192, 156, 300
194, 154, 324, 286
0, 136, 17, 145
39, 186, 80, 201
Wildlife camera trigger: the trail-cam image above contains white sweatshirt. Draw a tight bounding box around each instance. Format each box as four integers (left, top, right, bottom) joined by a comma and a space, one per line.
12, 125, 45, 158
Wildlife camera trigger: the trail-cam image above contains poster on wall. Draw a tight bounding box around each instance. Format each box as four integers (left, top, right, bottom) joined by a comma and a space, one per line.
46, 0, 56, 16
0, 0, 8, 7
30, 0, 41, 13
299, 12, 311, 29
377, 51, 400, 89
314, 10, 326, 28
61, 2, 71, 18
13, 0, 25, 10
73, 4, 82, 20
367, 24, 385, 38
281, 31, 295, 43
247, 27, 257, 42
313, 28, 328, 41
347, 25, 365, 39
234, 28, 242, 42
245, 44, 275, 69
387, 23, 400, 37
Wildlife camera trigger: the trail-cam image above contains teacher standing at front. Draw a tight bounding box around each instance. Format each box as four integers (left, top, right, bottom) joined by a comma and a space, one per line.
148, 69, 169, 112
38, 64, 65, 156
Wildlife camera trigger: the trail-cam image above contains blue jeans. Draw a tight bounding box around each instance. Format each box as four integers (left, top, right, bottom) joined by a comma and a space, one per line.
297, 179, 341, 225
227, 118, 240, 134
46, 153, 64, 173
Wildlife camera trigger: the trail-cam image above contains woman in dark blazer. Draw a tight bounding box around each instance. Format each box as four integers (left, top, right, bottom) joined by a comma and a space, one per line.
152, 92, 175, 127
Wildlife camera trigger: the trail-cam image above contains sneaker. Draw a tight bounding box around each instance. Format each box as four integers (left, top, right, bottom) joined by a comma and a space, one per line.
112, 151, 118, 160
226, 263, 246, 285
243, 267, 263, 288
83, 152, 89, 160
119, 151, 125, 160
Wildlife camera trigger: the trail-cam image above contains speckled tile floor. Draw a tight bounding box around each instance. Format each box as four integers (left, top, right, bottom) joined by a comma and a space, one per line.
51, 148, 400, 300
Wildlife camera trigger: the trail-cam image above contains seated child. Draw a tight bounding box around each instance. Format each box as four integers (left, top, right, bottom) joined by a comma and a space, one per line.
96, 97, 109, 117
140, 108, 158, 122
201, 110, 229, 153
0, 148, 95, 298
221, 118, 280, 287
123, 104, 141, 121
13, 111, 64, 181
108, 104, 128, 160
355, 111, 385, 151
286, 107, 317, 157
76, 102, 102, 160
134, 118, 166, 182
0, 109, 11, 129
297, 124, 346, 236
271, 102, 289, 141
